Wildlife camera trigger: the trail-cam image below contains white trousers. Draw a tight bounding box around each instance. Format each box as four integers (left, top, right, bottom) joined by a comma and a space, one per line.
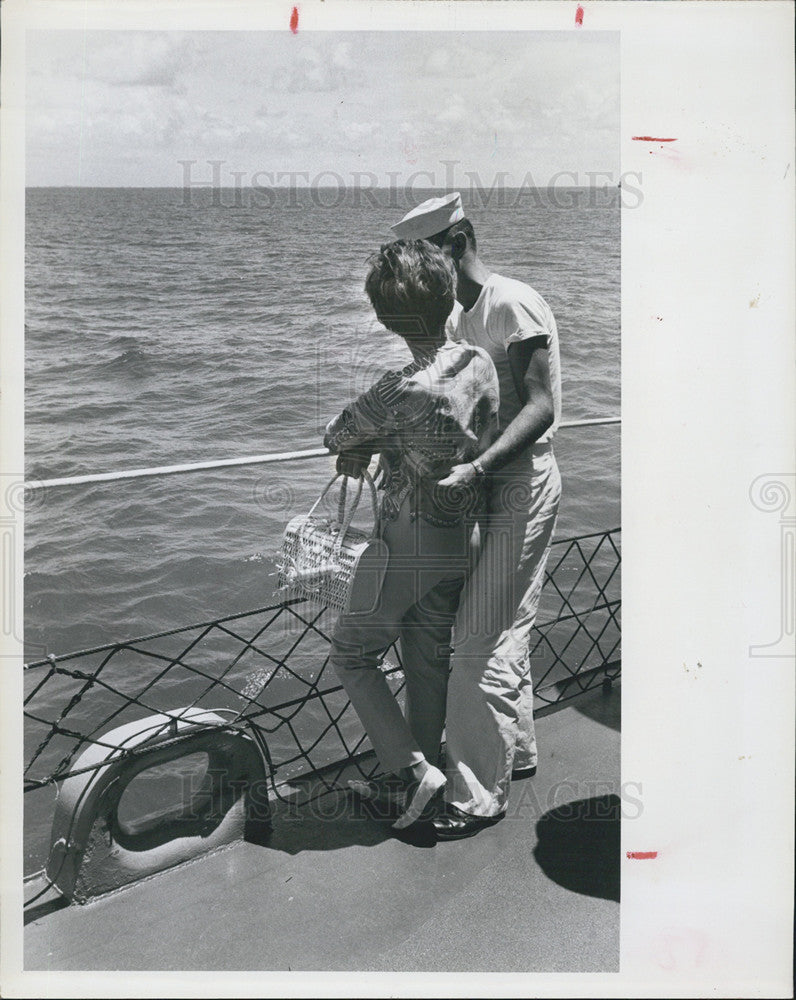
445, 445, 561, 816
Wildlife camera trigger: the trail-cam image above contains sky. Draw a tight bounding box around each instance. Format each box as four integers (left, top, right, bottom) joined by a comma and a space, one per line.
26, 30, 619, 187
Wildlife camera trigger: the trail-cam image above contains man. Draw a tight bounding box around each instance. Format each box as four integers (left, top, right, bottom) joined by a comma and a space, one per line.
391, 192, 562, 838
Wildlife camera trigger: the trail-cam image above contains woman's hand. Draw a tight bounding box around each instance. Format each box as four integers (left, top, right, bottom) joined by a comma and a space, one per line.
436, 462, 478, 489
336, 447, 372, 479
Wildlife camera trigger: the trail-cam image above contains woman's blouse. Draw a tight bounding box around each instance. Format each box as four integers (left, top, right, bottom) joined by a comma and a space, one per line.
324, 340, 499, 526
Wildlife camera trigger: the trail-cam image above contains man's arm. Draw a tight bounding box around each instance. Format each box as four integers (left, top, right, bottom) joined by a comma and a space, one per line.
479, 335, 554, 470
437, 335, 553, 487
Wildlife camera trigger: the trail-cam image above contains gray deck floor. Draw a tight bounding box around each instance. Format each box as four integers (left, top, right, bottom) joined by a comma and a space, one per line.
25, 685, 620, 973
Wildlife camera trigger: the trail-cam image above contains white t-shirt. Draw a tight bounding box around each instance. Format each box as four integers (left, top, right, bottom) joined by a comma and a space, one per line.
446, 272, 561, 444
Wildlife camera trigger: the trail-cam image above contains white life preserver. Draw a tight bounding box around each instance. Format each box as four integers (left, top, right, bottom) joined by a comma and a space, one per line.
46, 707, 270, 903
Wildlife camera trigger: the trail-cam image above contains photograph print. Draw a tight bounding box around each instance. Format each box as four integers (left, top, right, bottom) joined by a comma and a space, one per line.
21, 23, 621, 974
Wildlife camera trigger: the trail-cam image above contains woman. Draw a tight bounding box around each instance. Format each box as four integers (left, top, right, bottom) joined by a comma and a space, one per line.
324, 239, 499, 829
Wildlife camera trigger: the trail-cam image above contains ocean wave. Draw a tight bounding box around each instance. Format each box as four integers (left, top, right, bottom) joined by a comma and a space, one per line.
93, 347, 153, 378
106, 334, 151, 351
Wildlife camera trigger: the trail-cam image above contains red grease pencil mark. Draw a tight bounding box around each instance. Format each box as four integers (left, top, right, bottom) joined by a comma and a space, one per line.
290, 6, 299, 33
575, 5, 584, 26
627, 850, 658, 860
632, 136, 677, 143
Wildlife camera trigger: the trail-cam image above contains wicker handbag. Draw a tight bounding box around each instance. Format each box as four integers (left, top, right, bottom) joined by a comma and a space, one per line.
277, 472, 388, 615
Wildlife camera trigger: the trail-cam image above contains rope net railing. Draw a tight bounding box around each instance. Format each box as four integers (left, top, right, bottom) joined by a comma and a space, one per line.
24, 528, 620, 823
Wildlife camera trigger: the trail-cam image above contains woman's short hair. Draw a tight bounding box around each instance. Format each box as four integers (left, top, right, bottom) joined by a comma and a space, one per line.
364, 239, 456, 339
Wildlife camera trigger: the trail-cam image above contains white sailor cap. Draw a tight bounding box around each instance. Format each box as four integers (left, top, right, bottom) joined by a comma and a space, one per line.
390, 191, 464, 241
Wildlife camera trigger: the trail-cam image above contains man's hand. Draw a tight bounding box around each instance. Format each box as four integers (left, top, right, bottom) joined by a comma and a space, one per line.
436, 462, 478, 489
336, 448, 372, 479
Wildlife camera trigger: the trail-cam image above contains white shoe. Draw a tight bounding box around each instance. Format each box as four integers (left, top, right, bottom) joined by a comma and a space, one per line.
392, 766, 447, 830
347, 776, 407, 806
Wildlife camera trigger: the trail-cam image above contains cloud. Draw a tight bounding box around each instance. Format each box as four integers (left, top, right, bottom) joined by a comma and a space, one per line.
255, 103, 288, 120
332, 41, 354, 71
270, 41, 351, 94
26, 30, 619, 185
75, 34, 194, 89
339, 120, 381, 143
425, 48, 452, 76
435, 98, 467, 125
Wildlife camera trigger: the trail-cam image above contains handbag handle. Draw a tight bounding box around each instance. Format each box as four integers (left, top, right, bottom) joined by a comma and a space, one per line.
279, 471, 381, 599
334, 475, 365, 555
335, 471, 381, 554
306, 471, 379, 543
305, 473, 345, 520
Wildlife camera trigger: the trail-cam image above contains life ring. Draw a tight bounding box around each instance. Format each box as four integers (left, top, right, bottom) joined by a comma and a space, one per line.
46, 707, 270, 903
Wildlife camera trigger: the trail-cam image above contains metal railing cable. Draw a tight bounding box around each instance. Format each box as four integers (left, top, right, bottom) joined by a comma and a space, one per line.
23, 416, 619, 491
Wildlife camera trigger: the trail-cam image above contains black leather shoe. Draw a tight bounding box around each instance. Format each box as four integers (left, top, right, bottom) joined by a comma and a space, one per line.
432, 804, 505, 840
511, 764, 537, 779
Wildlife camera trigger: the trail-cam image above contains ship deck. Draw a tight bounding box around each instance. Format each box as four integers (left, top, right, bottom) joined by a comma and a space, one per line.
25, 683, 620, 973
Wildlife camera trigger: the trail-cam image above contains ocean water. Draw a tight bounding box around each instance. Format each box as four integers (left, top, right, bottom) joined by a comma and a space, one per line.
25, 186, 620, 658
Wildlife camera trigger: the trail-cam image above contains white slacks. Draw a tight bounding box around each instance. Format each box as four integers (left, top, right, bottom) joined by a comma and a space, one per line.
445, 444, 561, 816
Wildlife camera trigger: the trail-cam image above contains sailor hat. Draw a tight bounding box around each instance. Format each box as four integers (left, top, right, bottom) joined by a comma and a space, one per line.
390, 191, 464, 241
